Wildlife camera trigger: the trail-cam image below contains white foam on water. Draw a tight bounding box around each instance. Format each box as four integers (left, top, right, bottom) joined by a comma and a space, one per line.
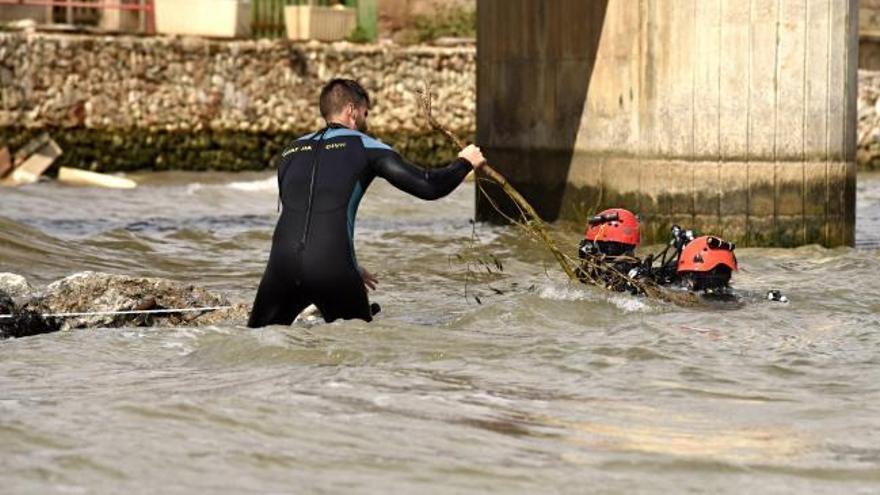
160, 340, 193, 356
537, 284, 591, 301
185, 183, 203, 194
537, 283, 651, 313
607, 294, 652, 313
293, 304, 324, 326
325, 381, 354, 389
184, 177, 276, 195
227, 177, 276, 192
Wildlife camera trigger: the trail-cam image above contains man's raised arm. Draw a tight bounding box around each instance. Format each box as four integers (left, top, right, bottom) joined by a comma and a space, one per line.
367, 144, 485, 200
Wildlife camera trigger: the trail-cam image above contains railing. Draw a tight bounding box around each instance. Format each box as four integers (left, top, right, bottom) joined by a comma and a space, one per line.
0, 0, 155, 33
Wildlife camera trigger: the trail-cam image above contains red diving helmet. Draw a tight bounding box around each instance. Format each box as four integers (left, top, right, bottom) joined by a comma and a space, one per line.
677, 236, 738, 273
677, 236, 738, 291
584, 208, 640, 247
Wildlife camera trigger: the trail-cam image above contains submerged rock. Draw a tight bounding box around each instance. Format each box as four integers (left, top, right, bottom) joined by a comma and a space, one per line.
0, 273, 32, 298
0, 271, 249, 338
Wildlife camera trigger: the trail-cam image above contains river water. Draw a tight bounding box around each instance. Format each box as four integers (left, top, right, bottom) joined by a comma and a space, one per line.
1, 171, 879, 494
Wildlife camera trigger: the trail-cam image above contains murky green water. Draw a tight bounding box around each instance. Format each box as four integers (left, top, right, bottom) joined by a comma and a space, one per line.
1, 172, 879, 494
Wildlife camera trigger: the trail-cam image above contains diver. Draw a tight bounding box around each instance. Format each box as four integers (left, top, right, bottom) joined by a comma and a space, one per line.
576, 208, 646, 293
248, 79, 486, 328
575, 209, 787, 302
676, 235, 738, 294
642, 224, 739, 295
575, 209, 741, 296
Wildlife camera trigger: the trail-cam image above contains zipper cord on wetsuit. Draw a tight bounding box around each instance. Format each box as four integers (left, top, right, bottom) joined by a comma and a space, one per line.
298, 126, 330, 250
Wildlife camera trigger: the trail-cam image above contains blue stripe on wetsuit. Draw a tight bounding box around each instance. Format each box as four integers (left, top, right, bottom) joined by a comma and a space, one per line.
309, 128, 393, 151
346, 181, 365, 267
312, 129, 389, 267
299, 128, 389, 268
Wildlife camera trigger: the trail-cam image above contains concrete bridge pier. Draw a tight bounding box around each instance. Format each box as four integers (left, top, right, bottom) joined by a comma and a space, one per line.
476, 0, 857, 247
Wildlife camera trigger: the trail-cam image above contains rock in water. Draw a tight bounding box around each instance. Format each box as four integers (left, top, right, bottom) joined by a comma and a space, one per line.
0, 289, 58, 339
23, 271, 248, 331
0, 273, 32, 298
0, 290, 15, 338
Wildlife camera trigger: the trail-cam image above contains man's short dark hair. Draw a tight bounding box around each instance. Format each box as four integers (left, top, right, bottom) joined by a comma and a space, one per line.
319, 79, 370, 120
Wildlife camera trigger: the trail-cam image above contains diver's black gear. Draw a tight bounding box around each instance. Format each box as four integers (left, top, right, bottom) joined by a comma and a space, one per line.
706, 236, 735, 251
642, 225, 696, 285
578, 239, 633, 258
576, 239, 642, 293
588, 211, 620, 226
681, 266, 733, 292
766, 290, 788, 303
248, 124, 472, 328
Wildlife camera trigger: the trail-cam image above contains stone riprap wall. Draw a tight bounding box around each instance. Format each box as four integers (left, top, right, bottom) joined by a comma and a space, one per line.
858, 70, 880, 170
0, 33, 475, 170
861, 1, 880, 71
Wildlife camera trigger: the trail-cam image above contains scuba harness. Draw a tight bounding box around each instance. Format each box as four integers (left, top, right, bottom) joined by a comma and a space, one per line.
641, 225, 695, 286
639, 226, 738, 294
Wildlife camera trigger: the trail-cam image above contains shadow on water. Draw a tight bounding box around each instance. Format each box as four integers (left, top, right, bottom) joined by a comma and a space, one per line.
476, 0, 609, 223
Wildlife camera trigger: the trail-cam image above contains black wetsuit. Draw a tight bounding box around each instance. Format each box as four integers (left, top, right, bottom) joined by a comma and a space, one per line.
247, 124, 472, 327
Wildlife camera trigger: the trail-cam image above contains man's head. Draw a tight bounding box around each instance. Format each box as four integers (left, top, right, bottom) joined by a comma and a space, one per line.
320, 78, 370, 132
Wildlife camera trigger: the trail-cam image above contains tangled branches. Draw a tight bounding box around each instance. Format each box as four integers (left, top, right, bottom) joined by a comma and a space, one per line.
417, 81, 698, 307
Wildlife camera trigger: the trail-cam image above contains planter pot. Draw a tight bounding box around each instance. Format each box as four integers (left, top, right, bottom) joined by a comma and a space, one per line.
155, 0, 251, 38
284, 5, 356, 41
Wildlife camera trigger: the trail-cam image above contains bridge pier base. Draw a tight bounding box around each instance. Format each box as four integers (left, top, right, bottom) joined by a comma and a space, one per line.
477, 0, 857, 247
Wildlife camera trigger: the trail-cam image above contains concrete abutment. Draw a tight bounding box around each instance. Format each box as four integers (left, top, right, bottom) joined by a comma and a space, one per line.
477, 0, 858, 247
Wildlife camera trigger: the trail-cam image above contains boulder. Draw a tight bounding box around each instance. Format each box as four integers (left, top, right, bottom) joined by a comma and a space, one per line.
0, 289, 58, 339
23, 271, 249, 331
0, 271, 250, 338
0, 272, 32, 298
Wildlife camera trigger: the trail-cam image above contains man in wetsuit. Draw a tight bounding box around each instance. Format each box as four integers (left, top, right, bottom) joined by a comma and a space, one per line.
247, 79, 486, 327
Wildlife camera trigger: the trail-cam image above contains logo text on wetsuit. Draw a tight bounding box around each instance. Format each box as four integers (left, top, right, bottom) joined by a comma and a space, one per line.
281, 144, 313, 157
281, 142, 346, 157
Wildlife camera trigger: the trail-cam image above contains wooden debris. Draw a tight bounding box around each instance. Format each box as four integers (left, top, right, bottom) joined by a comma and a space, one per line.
58, 167, 137, 189
2, 134, 63, 186
416, 82, 579, 282
0, 148, 10, 179
12, 133, 52, 167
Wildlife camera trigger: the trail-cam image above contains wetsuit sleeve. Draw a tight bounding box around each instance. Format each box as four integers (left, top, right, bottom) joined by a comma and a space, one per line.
367, 148, 472, 200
